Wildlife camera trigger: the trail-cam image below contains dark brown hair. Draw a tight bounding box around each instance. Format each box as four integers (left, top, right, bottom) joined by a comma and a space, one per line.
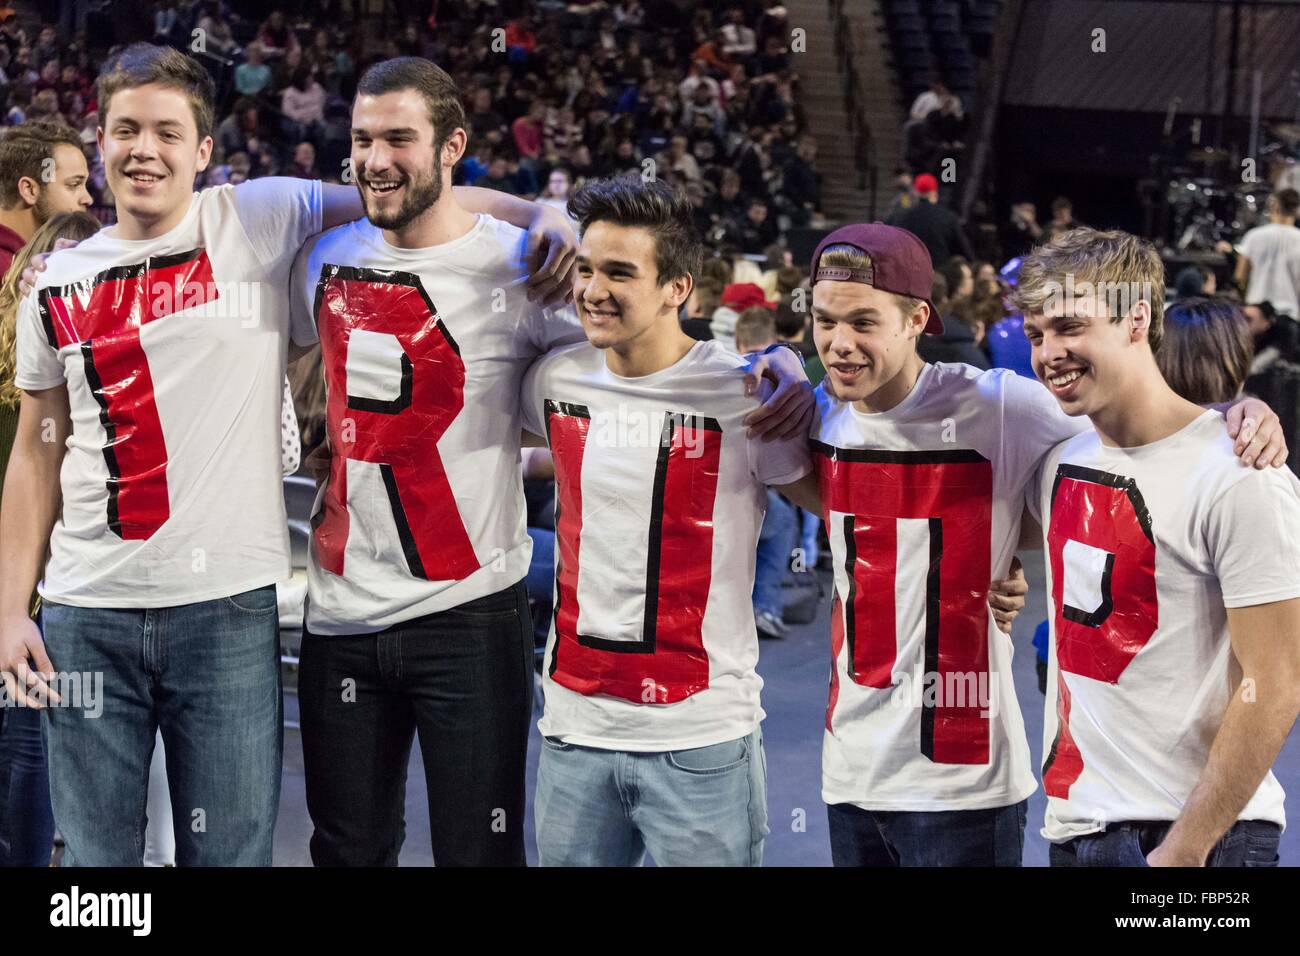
1156, 297, 1252, 404
97, 43, 216, 142
355, 57, 467, 155
0, 121, 85, 208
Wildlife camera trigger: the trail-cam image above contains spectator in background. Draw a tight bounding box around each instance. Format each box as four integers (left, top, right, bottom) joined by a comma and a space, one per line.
781, 134, 819, 227
538, 166, 573, 216
1175, 263, 1216, 299
1244, 300, 1300, 375
682, 277, 722, 341
281, 65, 326, 147
235, 42, 272, 98
1157, 298, 1253, 405
909, 80, 958, 123
919, 268, 990, 370
467, 86, 507, 145
216, 97, 261, 164
287, 141, 319, 180
721, 6, 757, 57
1001, 201, 1042, 259
511, 98, 545, 168
0, 122, 93, 276
734, 305, 778, 353
0, 209, 103, 868
734, 196, 779, 254
258, 10, 300, 62
888, 173, 974, 266
1042, 196, 1081, 243
1236, 188, 1300, 319
712, 281, 775, 352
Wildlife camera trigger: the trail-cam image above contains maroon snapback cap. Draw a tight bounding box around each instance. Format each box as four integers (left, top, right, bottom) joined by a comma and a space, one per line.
809, 222, 944, 334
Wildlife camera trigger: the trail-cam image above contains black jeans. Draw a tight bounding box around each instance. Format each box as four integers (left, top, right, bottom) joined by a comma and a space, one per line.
1050, 819, 1282, 867
827, 799, 1027, 866
299, 581, 533, 866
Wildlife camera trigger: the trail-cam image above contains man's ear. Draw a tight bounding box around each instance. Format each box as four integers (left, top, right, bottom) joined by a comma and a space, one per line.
441, 127, 469, 169
1128, 301, 1152, 343
668, 272, 694, 311
16, 175, 40, 207
908, 300, 930, 338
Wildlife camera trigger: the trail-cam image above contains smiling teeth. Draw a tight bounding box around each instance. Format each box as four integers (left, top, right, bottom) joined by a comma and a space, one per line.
367, 181, 400, 192
1050, 370, 1083, 386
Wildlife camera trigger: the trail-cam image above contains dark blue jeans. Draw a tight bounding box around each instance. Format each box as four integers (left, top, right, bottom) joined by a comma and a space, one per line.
0, 703, 55, 866
828, 799, 1028, 866
1050, 819, 1282, 867
753, 490, 797, 618
298, 580, 533, 866
41, 585, 283, 866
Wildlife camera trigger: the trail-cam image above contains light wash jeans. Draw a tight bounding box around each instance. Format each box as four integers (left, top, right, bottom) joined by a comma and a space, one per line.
535, 727, 768, 866
41, 585, 282, 866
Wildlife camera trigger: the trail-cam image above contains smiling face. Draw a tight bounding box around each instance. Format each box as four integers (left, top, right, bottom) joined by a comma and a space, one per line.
575, 220, 690, 353
351, 89, 457, 231
98, 83, 211, 236
812, 280, 925, 406
1023, 294, 1145, 418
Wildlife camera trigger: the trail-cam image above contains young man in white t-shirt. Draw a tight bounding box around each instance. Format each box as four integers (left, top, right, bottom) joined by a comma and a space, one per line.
1235, 188, 1300, 318
519, 176, 815, 866
288, 62, 813, 867
0, 45, 576, 866
1018, 227, 1300, 867
801, 223, 1286, 867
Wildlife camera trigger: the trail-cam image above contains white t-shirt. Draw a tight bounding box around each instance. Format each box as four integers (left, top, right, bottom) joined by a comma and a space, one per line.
521, 339, 811, 751
290, 214, 583, 635
814, 362, 1087, 811
15, 178, 322, 607
1029, 410, 1300, 842
1239, 222, 1300, 317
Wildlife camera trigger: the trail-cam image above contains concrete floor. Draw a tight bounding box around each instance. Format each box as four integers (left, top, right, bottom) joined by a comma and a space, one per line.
271, 553, 1300, 866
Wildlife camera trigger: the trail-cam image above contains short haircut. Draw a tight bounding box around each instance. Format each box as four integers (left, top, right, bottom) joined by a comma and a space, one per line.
1009, 226, 1166, 352
816, 243, 922, 320
775, 265, 803, 296
1157, 297, 1252, 404
97, 43, 216, 142
0, 121, 85, 208
356, 57, 467, 154
1275, 188, 1300, 218
938, 255, 970, 296
774, 300, 805, 338
568, 174, 703, 285
735, 306, 777, 351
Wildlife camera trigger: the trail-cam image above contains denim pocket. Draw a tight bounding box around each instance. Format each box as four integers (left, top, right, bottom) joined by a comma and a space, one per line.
542, 735, 574, 752
224, 585, 279, 614
667, 735, 748, 775
1123, 828, 1152, 868
446, 587, 520, 623
1243, 825, 1281, 867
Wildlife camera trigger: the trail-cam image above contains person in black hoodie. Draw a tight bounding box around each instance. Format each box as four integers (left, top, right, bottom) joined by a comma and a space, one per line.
917, 272, 991, 369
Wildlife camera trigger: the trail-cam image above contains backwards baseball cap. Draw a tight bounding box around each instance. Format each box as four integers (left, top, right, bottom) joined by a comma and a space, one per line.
914, 173, 939, 194
810, 222, 944, 334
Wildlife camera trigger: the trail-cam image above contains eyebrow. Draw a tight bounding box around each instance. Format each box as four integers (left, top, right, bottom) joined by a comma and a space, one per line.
577, 257, 640, 272
350, 127, 419, 137
811, 307, 881, 319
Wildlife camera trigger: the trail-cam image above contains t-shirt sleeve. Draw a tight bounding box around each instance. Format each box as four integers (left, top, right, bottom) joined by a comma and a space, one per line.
745, 403, 813, 486
995, 369, 1089, 497
519, 353, 549, 439
287, 237, 320, 347
523, 301, 586, 357
233, 177, 324, 274
1206, 471, 1300, 608
14, 292, 65, 390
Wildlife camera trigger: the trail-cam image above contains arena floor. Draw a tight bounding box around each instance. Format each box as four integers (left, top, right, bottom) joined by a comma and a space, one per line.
270, 556, 1300, 866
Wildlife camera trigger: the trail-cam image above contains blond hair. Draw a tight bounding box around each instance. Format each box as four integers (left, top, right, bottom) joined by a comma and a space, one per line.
0, 211, 103, 407
1009, 227, 1165, 352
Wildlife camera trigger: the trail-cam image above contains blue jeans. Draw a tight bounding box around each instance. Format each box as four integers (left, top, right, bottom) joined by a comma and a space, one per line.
1049, 819, 1282, 867
828, 799, 1027, 866
41, 585, 283, 866
753, 491, 797, 618
0, 703, 55, 866
535, 728, 768, 866
526, 527, 555, 648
